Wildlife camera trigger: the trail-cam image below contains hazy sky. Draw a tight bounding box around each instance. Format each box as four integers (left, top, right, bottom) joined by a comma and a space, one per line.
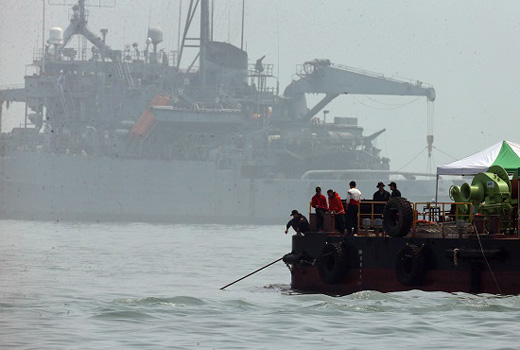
1, 0, 519, 172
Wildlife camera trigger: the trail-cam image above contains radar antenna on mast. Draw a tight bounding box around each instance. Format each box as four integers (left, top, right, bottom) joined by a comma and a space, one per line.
48, 0, 118, 59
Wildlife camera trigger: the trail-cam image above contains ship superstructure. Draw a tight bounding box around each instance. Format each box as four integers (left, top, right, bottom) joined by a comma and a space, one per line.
0, 1, 446, 223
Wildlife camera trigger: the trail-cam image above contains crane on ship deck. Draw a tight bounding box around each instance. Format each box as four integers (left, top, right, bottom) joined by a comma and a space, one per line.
280, 59, 436, 172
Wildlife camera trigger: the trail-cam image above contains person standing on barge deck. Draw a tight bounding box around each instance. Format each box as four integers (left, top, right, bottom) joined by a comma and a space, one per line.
388, 182, 402, 198
346, 181, 361, 236
327, 189, 345, 235
311, 186, 328, 231
285, 210, 310, 236
373, 181, 390, 214
373, 182, 390, 201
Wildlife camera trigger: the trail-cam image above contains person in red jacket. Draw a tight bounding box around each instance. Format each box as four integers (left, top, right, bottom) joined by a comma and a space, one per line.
327, 189, 345, 235
311, 186, 328, 231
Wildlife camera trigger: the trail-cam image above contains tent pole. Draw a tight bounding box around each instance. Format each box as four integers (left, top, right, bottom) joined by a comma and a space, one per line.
435, 174, 439, 205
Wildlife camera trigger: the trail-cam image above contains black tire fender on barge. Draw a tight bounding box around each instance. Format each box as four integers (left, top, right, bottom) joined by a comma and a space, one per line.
395, 243, 427, 286
283, 251, 314, 266
317, 243, 349, 284
383, 197, 413, 237
283, 252, 300, 265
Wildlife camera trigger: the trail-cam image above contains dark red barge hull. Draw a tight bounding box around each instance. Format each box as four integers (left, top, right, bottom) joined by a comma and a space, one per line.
286, 233, 520, 295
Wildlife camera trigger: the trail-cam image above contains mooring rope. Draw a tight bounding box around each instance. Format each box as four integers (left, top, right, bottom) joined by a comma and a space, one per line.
474, 224, 502, 294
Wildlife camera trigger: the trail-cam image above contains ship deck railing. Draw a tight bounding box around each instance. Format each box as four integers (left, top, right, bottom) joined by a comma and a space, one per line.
0, 84, 25, 92
300, 169, 437, 181
32, 47, 179, 67
248, 64, 274, 77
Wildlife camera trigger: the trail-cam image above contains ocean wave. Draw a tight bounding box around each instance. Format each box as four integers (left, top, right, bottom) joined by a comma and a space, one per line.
90, 309, 157, 321
116, 296, 206, 307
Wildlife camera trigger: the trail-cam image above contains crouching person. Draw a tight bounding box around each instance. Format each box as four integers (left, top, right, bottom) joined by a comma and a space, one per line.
285, 210, 310, 236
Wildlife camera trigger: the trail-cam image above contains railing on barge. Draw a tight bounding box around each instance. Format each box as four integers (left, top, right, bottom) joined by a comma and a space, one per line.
308, 201, 518, 238
411, 202, 473, 238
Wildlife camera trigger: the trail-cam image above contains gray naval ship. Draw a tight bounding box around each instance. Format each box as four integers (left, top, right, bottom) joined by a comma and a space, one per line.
0, 0, 446, 223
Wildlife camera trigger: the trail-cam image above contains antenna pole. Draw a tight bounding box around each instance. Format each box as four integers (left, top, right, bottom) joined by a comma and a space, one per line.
211, 0, 214, 41
200, 0, 210, 85
148, 4, 152, 31
177, 0, 182, 62
240, 0, 245, 50
277, 5, 280, 84
42, 0, 46, 74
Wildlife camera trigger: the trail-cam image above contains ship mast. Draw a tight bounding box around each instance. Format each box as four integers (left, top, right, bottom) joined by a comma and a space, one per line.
61, 0, 113, 58
200, 0, 210, 86
241, 0, 245, 50
175, 0, 212, 80
42, 0, 46, 74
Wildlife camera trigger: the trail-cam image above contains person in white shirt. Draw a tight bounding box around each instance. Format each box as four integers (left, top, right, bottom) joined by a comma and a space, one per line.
346, 181, 362, 236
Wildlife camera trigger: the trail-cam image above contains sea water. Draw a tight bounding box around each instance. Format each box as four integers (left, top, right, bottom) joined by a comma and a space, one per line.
1, 220, 519, 349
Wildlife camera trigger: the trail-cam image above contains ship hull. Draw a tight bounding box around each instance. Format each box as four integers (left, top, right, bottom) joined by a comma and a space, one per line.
287, 234, 520, 295
0, 151, 453, 224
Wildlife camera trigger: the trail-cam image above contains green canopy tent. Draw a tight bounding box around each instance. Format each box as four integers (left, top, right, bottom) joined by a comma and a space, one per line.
435, 141, 520, 203
437, 140, 520, 176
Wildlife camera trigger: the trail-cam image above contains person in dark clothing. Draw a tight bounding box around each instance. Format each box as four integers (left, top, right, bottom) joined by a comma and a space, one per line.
311, 186, 328, 231
327, 189, 345, 235
388, 182, 402, 198
285, 210, 310, 235
373, 182, 390, 201
373, 181, 390, 215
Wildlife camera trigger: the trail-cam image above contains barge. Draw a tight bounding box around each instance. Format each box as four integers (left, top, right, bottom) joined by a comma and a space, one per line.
283, 165, 520, 295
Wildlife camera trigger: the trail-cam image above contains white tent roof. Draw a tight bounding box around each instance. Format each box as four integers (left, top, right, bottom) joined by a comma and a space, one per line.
436, 141, 520, 175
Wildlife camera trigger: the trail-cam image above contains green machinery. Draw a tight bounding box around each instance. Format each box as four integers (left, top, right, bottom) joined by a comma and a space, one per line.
448, 185, 471, 221
450, 165, 518, 231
